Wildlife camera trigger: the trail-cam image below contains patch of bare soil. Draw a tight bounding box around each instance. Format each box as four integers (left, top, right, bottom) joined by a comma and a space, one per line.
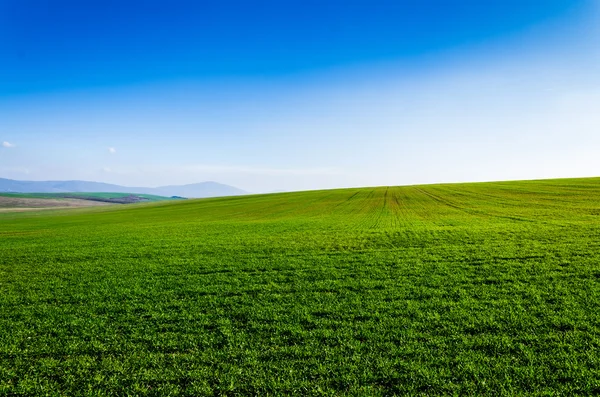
0, 197, 113, 211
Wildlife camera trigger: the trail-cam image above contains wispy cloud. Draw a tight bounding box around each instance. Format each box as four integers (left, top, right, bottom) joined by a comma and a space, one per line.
108, 147, 116, 154
175, 164, 345, 176
2, 141, 15, 148
85, 164, 351, 193
93, 164, 345, 178
0, 166, 30, 174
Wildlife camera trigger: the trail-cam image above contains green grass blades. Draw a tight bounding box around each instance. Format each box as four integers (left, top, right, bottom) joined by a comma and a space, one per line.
1, 177, 600, 396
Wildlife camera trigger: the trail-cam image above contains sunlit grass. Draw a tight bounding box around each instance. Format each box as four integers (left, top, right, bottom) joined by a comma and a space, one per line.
1, 178, 600, 395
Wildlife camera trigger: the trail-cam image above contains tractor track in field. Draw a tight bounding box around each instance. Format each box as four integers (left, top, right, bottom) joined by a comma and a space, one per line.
414, 187, 536, 223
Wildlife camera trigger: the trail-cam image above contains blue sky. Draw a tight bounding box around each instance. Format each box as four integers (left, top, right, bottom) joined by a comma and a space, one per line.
1, 0, 599, 192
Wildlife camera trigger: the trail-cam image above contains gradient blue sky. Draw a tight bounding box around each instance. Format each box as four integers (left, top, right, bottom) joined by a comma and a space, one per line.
1, 0, 599, 192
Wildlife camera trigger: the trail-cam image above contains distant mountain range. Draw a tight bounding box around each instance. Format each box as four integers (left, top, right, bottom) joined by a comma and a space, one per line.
0, 178, 247, 198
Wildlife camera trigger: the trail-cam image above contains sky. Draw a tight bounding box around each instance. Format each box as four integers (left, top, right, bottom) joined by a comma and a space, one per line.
1, 0, 599, 193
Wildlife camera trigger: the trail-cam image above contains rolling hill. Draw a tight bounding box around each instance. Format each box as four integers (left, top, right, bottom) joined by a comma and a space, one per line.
1, 177, 600, 395
0, 177, 247, 198
0, 192, 180, 211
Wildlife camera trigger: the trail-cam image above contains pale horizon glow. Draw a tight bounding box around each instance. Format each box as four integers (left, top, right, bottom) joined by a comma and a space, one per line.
1, 1, 599, 193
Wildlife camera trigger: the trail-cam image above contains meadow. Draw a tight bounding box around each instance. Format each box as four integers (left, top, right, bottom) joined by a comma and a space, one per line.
0, 192, 177, 204
1, 178, 600, 396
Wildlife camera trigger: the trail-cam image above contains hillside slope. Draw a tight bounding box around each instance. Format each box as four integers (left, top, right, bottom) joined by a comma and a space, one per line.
1, 177, 600, 395
0, 177, 247, 198
0, 192, 178, 205
0, 195, 112, 212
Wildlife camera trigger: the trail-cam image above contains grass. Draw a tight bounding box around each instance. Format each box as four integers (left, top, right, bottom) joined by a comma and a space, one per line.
1, 177, 600, 395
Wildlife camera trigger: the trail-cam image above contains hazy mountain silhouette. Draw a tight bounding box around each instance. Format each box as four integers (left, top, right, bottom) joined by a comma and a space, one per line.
0, 178, 247, 198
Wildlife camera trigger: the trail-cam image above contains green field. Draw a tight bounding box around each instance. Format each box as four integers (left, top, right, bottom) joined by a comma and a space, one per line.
2, 178, 600, 395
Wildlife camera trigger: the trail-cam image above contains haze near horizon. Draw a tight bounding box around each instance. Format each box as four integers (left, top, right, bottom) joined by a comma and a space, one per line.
1, 1, 599, 193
